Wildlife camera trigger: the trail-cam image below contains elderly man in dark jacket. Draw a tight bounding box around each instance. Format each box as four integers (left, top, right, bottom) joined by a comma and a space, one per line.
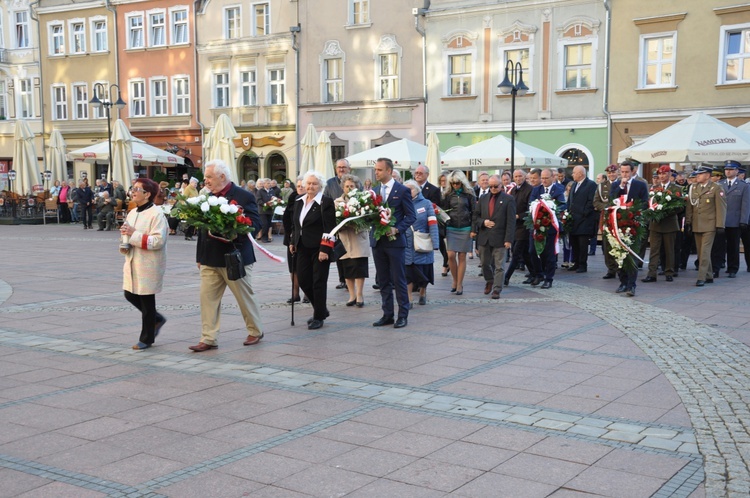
567, 165, 598, 273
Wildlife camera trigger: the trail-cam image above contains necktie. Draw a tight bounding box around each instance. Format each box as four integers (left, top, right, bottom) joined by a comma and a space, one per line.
544, 187, 549, 194
381, 185, 387, 201
489, 194, 496, 217
622, 182, 628, 195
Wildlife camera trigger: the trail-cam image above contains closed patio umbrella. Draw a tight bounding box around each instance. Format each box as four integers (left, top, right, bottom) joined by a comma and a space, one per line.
13, 120, 40, 195
424, 131, 443, 186
210, 114, 240, 180
315, 131, 334, 179
47, 129, 67, 184
110, 119, 136, 188
299, 123, 318, 173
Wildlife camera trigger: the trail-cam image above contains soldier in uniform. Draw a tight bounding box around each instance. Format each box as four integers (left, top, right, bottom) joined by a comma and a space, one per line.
685, 164, 727, 286
594, 164, 619, 279
642, 165, 682, 283
710, 166, 727, 276
720, 160, 750, 278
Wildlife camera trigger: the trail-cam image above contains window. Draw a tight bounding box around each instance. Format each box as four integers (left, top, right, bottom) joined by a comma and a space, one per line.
19, 79, 32, 118
240, 70, 257, 106
214, 72, 229, 107
128, 14, 144, 49
151, 78, 167, 116
378, 54, 399, 99
91, 81, 108, 118
0, 12, 4, 49
225, 7, 240, 39
640, 33, 675, 88
73, 84, 88, 120
449, 54, 472, 95
70, 21, 85, 54
253, 3, 269, 36
52, 85, 68, 120
502, 48, 531, 90
0, 81, 7, 118
92, 19, 107, 52
324, 58, 343, 102
150, 11, 165, 47
172, 9, 188, 45
50, 23, 64, 55
130, 80, 146, 117
350, 0, 369, 25
173, 76, 189, 115
14, 11, 29, 48
564, 43, 592, 89
268, 68, 285, 104
721, 25, 750, 83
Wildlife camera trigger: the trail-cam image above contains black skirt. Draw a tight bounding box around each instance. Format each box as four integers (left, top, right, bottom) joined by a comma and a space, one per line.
406, 263, 435, 288
340, 257, 369, 279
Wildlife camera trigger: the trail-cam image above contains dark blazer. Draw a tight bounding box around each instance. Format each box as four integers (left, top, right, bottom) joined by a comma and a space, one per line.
282, 190, 299, 246
257, 188, 274, 207
474, 192, 516, 247
292, 194, 336, 255
512, 181, 533, 230
196, 183, 261, 267
610, 179, 649, 205
370, 181, 417, 249
530, 183, 566, 209
420, 181, 441, 206
568, 177, 598, 236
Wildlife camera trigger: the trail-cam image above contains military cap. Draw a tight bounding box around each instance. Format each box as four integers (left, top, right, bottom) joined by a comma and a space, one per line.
605, 164, 618, 173
694, 165, 713, 175
724, 160, 740, 169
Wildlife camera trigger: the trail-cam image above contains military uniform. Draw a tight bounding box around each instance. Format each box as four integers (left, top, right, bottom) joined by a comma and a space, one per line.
645, 182, 682, 279
593, 178, 618, 276
685, 180, 727, 284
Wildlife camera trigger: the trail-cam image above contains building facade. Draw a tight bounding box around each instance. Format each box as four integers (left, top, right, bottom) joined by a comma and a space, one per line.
425, 0, 608, 177
609, 0, 750, 174
196, 0, 296, 183
297, 0, 426, 179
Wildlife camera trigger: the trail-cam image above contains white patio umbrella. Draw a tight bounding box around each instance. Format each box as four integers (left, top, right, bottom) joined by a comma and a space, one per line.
13, 120, 40, 195
315, 131, 335, 179
345, 138, 428, 170
110, 119, 135, 188
442, 135, 568, 169
424, 131, 443, 186
47, 129, 67, 184
202, 127, 215, 165
209, 114, 240, 179
617, 112, 750, 163
67, 138, 184, 165
299, 123, 318, 173
738, 121, 750, 133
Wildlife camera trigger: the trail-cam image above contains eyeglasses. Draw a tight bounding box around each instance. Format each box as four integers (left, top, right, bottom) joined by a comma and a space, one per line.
489, 185, 501, 189
132, 187, 145, 193
451, 181, 461, 185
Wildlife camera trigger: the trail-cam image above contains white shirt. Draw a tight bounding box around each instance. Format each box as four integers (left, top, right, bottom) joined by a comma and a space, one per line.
298, 191, 323, 231
380, 178, 395, 202
479, 188, 488, 197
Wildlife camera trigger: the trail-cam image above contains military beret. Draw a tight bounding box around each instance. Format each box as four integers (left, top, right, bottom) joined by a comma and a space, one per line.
605, 164, 619, 173
724, 160, 740, 169
657, 165, 672, 174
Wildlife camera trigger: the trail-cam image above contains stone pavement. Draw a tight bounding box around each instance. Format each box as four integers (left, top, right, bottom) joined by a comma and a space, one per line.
1, 224, 749, 497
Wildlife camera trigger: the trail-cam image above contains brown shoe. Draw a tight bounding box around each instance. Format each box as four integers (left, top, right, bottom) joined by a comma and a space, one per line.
243, 332, 264, 346
484, 281, 492, 295
188, 342, 218, 352
491, 289, 501, 299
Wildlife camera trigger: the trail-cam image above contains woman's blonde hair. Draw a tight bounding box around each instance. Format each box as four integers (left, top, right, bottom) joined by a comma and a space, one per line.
444, 170, 474, 197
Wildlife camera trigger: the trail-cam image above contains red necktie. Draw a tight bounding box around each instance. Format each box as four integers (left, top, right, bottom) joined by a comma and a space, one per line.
622, 182, 628, 195
489, 194, 496, 217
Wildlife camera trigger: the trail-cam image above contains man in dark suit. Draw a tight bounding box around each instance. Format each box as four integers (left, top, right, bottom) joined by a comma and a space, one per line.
413, 165, 441, 205
324, 158, 353, 290
473, 172, 490, 199
371, 158, 416, 329
504, 169, 533, 285
567, 165, 598, 273
528, 169, 566, 288
609, 160, 649, 296
473, 175, 516, 298
189, 159, 264, 352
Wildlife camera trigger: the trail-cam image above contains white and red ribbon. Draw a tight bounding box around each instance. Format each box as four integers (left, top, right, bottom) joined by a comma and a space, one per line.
531, 199, 560, 255
605, 196, 645, 264
249, 235, 286, 263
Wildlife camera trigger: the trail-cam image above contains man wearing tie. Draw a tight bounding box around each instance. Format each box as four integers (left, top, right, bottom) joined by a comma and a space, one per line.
609, 160, 649, 296
718, 160, 748, 278
371, 158, 416, 329
566, 165, 598, 273
528, 169, 566, 288
686, 164, 727, 286
642, 165, 683, 283
473, 175, 516, 298
473, 172, 490, 198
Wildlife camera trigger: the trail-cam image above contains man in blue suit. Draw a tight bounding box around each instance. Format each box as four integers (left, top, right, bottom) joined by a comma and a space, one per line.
527, 169, 566, 288
609, 160, 649, 296
371, 158, 416, 329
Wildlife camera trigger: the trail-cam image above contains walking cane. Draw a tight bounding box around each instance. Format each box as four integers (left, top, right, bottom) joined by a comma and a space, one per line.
290, 250, 296, 326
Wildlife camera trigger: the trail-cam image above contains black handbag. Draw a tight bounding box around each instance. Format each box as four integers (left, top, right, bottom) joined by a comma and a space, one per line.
331, 239, 347, 262
224, 249, 246, 281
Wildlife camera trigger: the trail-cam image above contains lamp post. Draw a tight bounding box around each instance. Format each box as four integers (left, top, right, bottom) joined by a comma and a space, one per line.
89, 83, 126, 183
8, 169, 16, 218
43, 170, 51, 198
497, 59, 528, 175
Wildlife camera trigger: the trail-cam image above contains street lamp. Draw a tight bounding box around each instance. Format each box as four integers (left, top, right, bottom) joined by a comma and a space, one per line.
8, 169, 16, 218
498, 59, 528, 175
89, 83, 126, 183
43, 170, 51, 198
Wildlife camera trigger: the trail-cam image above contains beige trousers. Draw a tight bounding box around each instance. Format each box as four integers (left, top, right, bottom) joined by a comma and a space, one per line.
199, 264, 263, 345
694, 231, 715, 281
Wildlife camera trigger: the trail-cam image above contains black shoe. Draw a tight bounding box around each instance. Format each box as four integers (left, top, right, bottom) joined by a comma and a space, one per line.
503, 279, 510, 287
696, 280, 705, 287
666, 276, 673, 282
541, 281, 552, 289
567, 265, 579, 272
308, 319, 324, 330
287, 296, 301, 304
346, 300, 357, 307
336, 282, 347, 289
394, 317, 408, 329
602, 273, 616, 279
728, 272, 737, 278
356, 301, 364, 308
373, 316, 394, 327
713, 271, 720, 278
97, 228, 104, 231
372, 284, 380, 290
575, 268, 587, 273
307, 311, 330, 325
418, 296, 426, 305
626, 287, 635, 297
641, 276, 657, 283
616, 284, 627, 293
706, 278, 714, 284
521, 277, 533, 284
530, 277, 542, 286
302, 297, 310, 304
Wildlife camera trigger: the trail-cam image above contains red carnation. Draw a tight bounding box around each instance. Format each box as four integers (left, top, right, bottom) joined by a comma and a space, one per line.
534, 233, 545, 241
230, 200, 238, 205
617, 213, 622, 220
541, 217, 551, 226
628, 212, 634, 219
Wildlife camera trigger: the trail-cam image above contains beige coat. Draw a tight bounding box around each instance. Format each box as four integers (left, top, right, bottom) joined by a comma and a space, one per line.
685, 182, 727, 233
334, 195, 371, 260
122, 204, 168, 295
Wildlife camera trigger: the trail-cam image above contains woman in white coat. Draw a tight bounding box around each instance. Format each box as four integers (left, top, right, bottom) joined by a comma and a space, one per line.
120, 178, 168, 350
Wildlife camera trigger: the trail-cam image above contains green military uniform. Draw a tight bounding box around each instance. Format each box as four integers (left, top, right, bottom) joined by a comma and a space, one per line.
593, 178, 618, 275
646, 182, 682, 279
685, 181, 727, 283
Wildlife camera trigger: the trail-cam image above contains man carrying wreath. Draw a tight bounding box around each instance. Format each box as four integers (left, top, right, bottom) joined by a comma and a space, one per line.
527, 169, 566, 288
642, 165, 683, 283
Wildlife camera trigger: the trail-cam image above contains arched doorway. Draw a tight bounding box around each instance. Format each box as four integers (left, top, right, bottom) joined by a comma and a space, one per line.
266, 152, 287, 183
559, 146, 591, 178
239, 152, 259, 181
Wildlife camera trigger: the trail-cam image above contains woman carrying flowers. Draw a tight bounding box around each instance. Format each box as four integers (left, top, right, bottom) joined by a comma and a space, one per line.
334, 174, 370, 307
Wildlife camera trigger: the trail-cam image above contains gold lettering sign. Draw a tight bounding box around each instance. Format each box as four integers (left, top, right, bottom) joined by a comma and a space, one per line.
233, 134, 285, 151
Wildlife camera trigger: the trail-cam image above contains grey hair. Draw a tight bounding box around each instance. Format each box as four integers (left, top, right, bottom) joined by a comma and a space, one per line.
340, 173, 360, 187
415, 164, 429, 175
404, 179, 420, 191
296, 174, 304, 182
336, 158, 351, 169
303, 170, 326, 186
205, 159, 233, 182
